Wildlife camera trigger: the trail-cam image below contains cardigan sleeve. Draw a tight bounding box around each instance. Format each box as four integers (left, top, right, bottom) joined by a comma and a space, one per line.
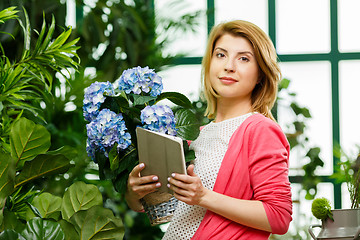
247, 118, 292, 235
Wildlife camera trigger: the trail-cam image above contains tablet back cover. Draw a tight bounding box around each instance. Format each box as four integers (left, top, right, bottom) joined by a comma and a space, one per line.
136, 127, 186, 193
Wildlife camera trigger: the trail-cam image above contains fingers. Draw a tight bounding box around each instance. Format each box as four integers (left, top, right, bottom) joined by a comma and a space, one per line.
187, 164, 196, 176
168, 180, 189, 196
127, 163, 161, 199
170, 171, 196, 184
129, 163, 159, 184
167, 173, 201, 193
129, 163, 145, 177
167, 175, 204, 206
132, 182, 161, 196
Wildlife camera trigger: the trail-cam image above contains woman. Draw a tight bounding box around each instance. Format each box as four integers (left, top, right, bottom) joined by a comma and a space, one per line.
126, 20, 292, 239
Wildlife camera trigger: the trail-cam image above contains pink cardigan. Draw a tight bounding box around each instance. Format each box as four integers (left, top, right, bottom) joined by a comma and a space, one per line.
192, 114, 292, 239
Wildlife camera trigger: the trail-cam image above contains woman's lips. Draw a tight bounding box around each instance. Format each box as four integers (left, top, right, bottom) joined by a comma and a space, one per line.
219, 77, 237, 84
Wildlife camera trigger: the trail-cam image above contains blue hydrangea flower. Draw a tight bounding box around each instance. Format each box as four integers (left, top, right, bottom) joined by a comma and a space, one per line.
86, 109, 131, 161
83, 81, 115, 122
114, 66, 163, 97
140, 105, 177, 136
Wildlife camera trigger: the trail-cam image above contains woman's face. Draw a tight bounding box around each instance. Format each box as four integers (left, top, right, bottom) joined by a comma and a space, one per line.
209, 33, 260, 103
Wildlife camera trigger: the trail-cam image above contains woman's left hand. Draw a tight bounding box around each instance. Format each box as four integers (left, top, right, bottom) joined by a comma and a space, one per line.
167, 164, 209, 206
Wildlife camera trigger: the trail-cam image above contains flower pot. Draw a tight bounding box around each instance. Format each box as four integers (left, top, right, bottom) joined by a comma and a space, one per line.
140, 192, 178, 226
308, 208, 360, 239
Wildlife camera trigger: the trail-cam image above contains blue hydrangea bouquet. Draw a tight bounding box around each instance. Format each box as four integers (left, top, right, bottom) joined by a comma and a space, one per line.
83, 66, 200, 194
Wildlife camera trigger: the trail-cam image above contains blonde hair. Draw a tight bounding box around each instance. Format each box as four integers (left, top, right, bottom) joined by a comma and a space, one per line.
202, 20, 281, 121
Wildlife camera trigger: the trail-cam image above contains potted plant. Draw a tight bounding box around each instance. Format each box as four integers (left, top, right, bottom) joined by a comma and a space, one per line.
308, 152, 360, 240
82, 66, 200, 225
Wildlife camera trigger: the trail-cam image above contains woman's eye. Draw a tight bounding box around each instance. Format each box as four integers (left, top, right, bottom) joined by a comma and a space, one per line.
216, 53, 225, 58
239, 57, 249, 62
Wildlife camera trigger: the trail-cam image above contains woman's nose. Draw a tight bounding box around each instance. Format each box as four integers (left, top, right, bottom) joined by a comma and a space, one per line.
224, 59, 235, 72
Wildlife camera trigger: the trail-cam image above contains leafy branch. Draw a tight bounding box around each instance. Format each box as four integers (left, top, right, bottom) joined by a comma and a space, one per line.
0, 7, 80, 150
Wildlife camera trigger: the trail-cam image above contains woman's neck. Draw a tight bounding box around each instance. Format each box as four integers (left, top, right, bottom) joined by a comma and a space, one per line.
215, 98, 253, 123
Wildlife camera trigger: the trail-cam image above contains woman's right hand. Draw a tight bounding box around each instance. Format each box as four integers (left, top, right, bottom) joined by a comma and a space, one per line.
125, 163, 161, 211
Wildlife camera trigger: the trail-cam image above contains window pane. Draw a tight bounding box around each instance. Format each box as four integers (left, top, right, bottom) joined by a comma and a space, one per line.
276, 0, 330, 54
214, 0, 268, 34
342, 182, 351, 209
339, 61, 360, 155
160, 65, 201, 101
278, 62, 332, 176
155, 0, 207, 57
338, 0, 360, 52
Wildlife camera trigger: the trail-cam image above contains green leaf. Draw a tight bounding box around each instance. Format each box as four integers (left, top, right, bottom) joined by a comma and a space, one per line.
40, 15, 56, 52
49, 27, 72, 50
175, 108, 200, 140
15, 154, 72, 189
185, 149, 196, 163
157, 92, 193, 108
70, 205, 124, 240
61, 182, 103, 220
99, 96, 121, 113
279, 78, 290, 90
95, 150, 115, 180
32, 193, 62, 220
26, 202, 42, 220
0, 7, 18, 23
301, 107, 312, 118
19, 218, 65, 240
109, 144, 119, 171
290, 103, 312, 118
0, 209, 25, 233
0, 151, 15, 210
60, 37, 80, 51
293, 121, 305, 133
32, 14, 47, 57
112, 170, 130, 194
46, 146, 78, 160
132, 94, 156, 106
118, 146, 137, 169
0, 229, 19, 240
10, 118, 51, 166
18, 8, 31, 60
59, 220, 79, 240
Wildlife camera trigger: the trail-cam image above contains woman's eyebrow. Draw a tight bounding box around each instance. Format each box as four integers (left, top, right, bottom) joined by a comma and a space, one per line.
214, 47, 254, 56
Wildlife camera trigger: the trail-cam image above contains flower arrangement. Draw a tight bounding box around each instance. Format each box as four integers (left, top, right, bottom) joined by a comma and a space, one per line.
83, 66, 200, 193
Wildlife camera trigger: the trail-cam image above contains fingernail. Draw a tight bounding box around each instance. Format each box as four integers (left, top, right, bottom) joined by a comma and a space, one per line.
167, 184, 170, 188
167, 177, 170, 182
139, 163, 145, 168
156, 182, 161, 187
152, 176, 158, 181
171, 173, 175, 177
